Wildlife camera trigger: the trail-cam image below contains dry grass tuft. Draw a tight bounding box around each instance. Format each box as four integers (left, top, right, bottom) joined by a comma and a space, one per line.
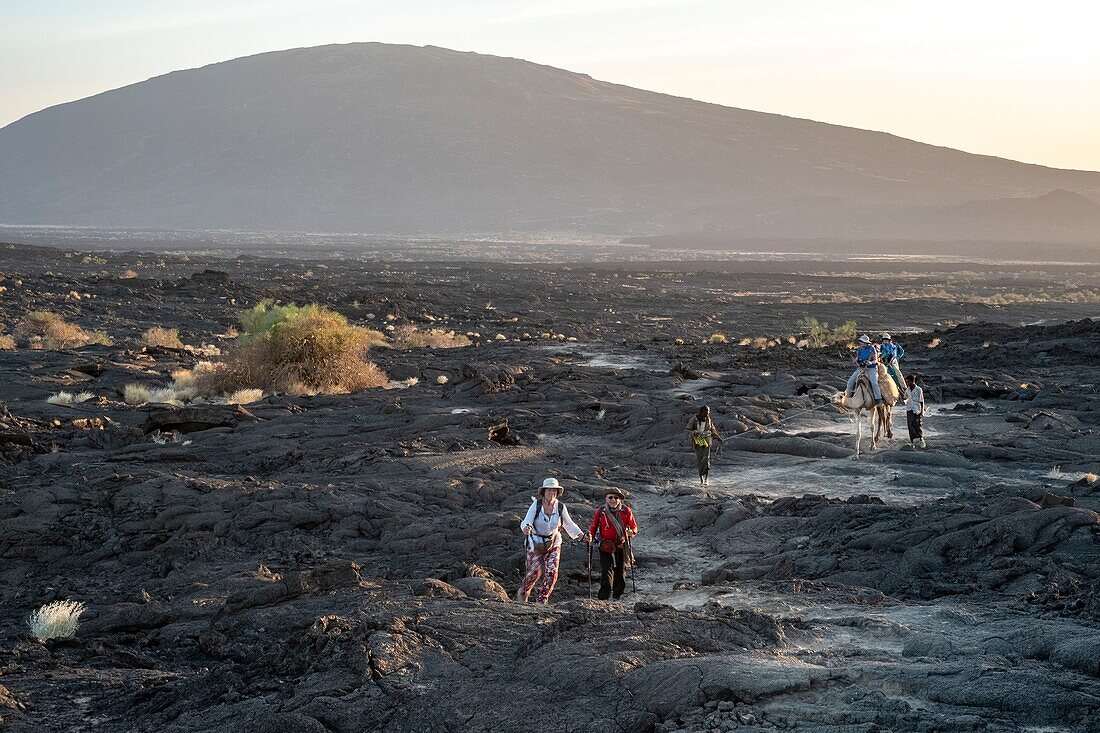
28, 600, 86, 641
391, 325, 472, 349
123, 384, 189, 406
0, 333, 15, 350
707, 333, 728, 344
226, 388, 264, 405
16, 311, 112, 350
141, 327, 185, 349
435, 374, 449, 385
118, 269, 139, 279
46, 391, 95, 405
928, 337, 942, 349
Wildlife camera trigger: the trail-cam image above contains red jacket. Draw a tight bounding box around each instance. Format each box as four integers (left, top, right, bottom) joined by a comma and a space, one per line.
588, 505, 637, 553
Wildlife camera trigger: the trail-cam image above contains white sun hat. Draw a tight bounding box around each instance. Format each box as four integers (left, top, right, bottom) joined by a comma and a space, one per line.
858, 334, 871, 344
539, 477, 563, 495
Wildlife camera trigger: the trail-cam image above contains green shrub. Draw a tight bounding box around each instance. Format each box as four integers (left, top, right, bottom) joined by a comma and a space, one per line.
202, 302, 388, 394
799, 317, 857, 348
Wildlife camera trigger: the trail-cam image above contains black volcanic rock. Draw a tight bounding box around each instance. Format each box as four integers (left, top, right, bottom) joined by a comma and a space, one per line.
3, 43, 1100, 239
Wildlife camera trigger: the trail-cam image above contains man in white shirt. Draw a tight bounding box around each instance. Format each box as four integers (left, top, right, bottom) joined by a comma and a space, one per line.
905, 375, 926, 449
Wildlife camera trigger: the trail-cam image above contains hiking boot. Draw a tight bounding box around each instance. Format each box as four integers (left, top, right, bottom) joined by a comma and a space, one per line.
919, 438, 927, 449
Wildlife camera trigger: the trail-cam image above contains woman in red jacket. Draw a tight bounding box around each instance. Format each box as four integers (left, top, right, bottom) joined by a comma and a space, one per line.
588, 488, 638, 600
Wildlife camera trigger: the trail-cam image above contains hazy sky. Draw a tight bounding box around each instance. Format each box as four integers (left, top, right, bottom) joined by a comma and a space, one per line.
3, 0, 1098, 170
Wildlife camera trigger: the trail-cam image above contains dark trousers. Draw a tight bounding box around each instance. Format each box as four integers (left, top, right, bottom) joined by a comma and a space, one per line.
694, 442, 711, 478
907, 412, 923, 440
598, 547, 627, 600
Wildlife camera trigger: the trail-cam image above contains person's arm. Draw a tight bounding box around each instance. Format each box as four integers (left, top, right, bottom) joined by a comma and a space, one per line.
560, 505, 583, 540
624, 506, 638, 535
520, 501, 537, 534
919, 388, 925, 415
685, 417, 697, 438
708, 418, 722, 441
588, 510, 600, 537
897, 344, 906, 360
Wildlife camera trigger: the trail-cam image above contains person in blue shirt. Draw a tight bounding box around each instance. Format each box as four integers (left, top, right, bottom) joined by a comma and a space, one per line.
845, 334, 883, 404
879, 332, 909, 399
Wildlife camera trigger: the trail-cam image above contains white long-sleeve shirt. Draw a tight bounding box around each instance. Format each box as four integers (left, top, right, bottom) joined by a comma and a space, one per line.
905, 385, 925, 415
520, 499, 583, 550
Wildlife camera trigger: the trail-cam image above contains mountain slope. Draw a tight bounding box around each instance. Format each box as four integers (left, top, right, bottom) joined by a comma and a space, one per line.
2, 42, 1100, 238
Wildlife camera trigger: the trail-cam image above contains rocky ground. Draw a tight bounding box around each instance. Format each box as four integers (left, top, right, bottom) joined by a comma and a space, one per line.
1, 241, 1099, 732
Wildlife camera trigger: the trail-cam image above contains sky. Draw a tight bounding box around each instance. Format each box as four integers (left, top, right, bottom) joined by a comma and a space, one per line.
2, 0, 1098, 171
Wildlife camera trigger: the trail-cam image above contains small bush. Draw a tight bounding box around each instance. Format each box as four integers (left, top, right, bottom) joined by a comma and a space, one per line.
0, 333, 14, 350
141, 327, 185, 349
707, 333, 728, 344
16, 311, 112, 350
391, 326, 471, 349
436, 374, 449, 385
798, 317, 858, 348
205, 302, 388, 394
28, 600, 86, 641
169, 361, 218, 394
118, 269, 138, 279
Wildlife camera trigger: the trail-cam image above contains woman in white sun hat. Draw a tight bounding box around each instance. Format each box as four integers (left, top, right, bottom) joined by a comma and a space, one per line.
517, 478, 589, 603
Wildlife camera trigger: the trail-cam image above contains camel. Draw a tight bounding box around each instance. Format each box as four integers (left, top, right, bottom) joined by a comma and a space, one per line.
836, 370, 890, 458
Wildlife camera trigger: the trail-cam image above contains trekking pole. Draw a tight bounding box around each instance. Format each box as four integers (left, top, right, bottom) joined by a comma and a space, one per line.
624, 532, 637, 595
587, 539, 593, 599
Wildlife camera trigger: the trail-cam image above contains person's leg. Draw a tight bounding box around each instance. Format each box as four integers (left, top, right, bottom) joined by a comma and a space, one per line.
518, 550, 541, 601
535, 547, 561, 603
845, 368, 861, 396
695, 443, 710, 482
890, 361, 909, 397
906, 412, 917, 443
611, 547, 627, 599
915, 414, 925, 447
598, 550, 614, 600
868, 367, 882, 401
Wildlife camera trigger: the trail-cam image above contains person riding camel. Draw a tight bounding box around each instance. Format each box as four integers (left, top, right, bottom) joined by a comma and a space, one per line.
845, 334, 884, 405
588, 488, 638, 601
879, 332, 909, 399
685, 405, 722, 486
517, 478, 589, 604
